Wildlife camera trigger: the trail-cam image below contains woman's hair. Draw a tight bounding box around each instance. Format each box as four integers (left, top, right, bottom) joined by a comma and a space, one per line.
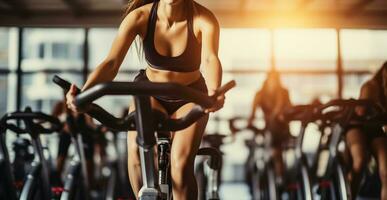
373, 61, 387, 103
373, 61, 387, 85
122, 0, 155, 56
123, 0, 154, 18
261, 69, 284, 94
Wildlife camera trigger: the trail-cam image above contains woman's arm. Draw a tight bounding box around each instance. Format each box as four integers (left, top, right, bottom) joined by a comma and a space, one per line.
248, 92, 261, 125
82, 11, 144, 91
67, 9, 145, 112
356, 80, 379, 116
199, 9, 222, 93
198, 8, 223, 113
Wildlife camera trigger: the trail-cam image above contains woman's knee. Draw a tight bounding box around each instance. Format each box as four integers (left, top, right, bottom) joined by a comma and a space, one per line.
350, 144, 367, 173
346, 129, 368, 172
371, 138, 387, 181
170, 152, 194, 180
380, 167, 387, 183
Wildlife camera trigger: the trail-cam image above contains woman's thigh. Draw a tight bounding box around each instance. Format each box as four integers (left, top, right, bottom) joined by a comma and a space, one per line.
170, 103, 209, 169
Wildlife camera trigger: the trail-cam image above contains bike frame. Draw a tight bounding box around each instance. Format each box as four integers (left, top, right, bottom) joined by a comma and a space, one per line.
135, 96, 160, 200
20, 129, 51, 200
61, 132, 90, 200
312, 109, 353, 200
0, 127, 18, 200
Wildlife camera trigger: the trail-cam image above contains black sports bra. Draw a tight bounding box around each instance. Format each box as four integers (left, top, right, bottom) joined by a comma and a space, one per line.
143, 1, 201, 72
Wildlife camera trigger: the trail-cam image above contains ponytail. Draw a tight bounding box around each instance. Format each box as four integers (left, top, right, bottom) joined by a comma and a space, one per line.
122, 0, 155, 60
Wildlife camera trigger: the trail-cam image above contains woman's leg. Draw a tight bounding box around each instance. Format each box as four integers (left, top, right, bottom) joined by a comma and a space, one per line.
127, 98, 167, 199
272, 146, 284, 182
170, 103, 209, 200
371, 137, 387, 200
345, 128, 369, 197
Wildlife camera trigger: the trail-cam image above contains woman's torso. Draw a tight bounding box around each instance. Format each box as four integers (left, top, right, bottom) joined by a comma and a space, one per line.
137, 2, 203, 86
259, 89, 290, 131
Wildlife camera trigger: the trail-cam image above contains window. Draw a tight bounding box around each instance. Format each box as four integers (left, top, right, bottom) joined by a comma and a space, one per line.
52, 43, 69, 59
219, 29, 271, 71
0, 28, 10, 68
0, 28, 17, 114
0, 74, 17, 115
282, 74, 337, 104
21, 73, 83, 113
38, 43, 45, 59
341, 29, 387, 98
0, 28, 17, 70
22, 28, 84, 71
343, 74, 371, 99
274, 29, 337, 71
341, 29, 387, 72
88, 28, 145, 71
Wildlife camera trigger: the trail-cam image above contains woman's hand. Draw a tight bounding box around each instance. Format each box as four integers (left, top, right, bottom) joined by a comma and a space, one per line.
204, 89, 225, 113
65, 84, 87, 113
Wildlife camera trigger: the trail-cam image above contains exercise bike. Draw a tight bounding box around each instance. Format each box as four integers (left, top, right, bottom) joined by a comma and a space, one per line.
59, 113, 95, 200
196, 116, 236, 200
281, 104, 320, 200
229, 117, 280, 200
1, 107, 63, 200
53, 75, 235, 200
0, 113, 35, 200
309, 99, 380, 200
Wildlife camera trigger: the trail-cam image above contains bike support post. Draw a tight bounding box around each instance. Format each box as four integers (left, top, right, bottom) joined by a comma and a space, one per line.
134, 96, 159, 200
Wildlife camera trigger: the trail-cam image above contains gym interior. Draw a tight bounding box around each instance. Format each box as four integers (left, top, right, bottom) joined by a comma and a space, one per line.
1, 0, 387, 200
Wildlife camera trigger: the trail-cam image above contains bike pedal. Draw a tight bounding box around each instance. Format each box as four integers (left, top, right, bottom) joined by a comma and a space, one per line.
51, 186, 64, 197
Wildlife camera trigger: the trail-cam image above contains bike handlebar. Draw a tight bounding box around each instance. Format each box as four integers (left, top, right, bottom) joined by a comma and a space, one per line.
1, 108, 62, 134
53, 75, 236, 132
313, 99, 382, 123
282, 105, 317, 122
315, 99, 380, 115
5, 123, 27, 134
228, 117, 265, 135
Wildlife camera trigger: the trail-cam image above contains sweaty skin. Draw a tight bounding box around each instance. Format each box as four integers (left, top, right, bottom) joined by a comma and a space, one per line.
66, 1, 224, 199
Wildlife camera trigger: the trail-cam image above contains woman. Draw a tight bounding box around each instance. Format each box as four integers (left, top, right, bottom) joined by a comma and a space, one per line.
66, 0, 224, 199
346, 63, 387, 199
248, 69, 292, 184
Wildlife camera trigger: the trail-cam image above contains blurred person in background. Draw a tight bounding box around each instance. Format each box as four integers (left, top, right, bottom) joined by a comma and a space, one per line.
345, 62, 387, 199
248, 69, 292, 184
52, 93, 98, 187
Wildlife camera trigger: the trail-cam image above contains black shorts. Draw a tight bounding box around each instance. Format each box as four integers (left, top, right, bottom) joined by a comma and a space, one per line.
346, 124, 386, 141
133, 69, 208, 115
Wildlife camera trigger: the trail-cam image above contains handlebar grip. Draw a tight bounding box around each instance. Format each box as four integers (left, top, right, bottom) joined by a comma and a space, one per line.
214, 80, 236, 97
52, 75, 81, 93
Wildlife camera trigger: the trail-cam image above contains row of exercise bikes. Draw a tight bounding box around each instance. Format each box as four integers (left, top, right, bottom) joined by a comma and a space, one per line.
0, 74, 386, 200
226, 99, 387, 200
